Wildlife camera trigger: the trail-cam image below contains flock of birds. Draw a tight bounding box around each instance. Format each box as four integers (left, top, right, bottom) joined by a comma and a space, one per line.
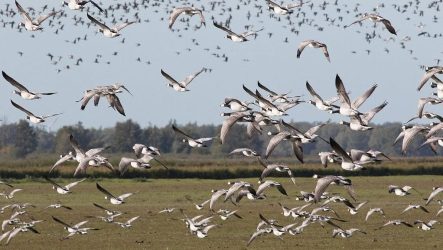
1, 0, 443, 247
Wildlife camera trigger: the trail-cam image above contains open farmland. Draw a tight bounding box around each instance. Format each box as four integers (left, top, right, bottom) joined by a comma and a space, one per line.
1, 176, 442, 249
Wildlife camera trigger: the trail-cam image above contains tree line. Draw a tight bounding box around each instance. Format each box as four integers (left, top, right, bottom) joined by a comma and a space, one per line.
0, 119, 436, 159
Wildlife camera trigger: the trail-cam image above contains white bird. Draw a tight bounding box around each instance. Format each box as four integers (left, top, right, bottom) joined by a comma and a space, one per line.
379, 220, 413, 229
2, 71, 56, 100
0, 189, 23, 199
365, 208, 385, 221
213, 21, 263, 42
346, 13, 397, 35
96, 183, 134, 205
15, 1, 58, 31
114, 216, 140, 228
330, 138, 365, 171
209, 189, 227, 211
44, 177, 86, 194
93, 203, 122, 216
169, 7, 205, 29
388, 185, 419, 196
297, 40, 330, 62
335, 75, 377, 117
306, 81, 339, 112
63, 0, 103, 12
332, 228, 366, 238
87, 13, 135, 38
118, 157, 151, 176
161, 68, 205, 92
401, 204, 429, 214
172, 125, 213, 148
414, 220, 439, 231
266, 0, 309, 15
10, 100, 61, 124
256, 180, 288, 196
228, 148, 259, 157
313, 175, 354, 203
258, 159, 295, 184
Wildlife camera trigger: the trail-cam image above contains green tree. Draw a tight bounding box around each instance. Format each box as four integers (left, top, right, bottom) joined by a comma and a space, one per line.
13, 120, 37, 157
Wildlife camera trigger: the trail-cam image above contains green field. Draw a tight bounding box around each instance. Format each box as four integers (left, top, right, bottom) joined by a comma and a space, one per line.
1, 176, 442, 249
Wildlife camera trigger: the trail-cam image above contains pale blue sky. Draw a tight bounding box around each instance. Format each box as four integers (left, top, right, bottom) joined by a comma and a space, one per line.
0, 0, 441, 130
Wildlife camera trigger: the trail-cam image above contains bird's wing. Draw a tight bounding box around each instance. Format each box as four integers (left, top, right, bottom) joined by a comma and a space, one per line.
168, 7, 186, 28
127, 216, 140, 224
291, 140, 304, 163
96, 183, 117, 199
65, 178, 86, 189
220, 112, 248, 144
265, 131, 291, 159
362, 101, 388, 123
52, 216, 71, 228
329, 138, 353, 162
5, 227, 21, 245
335, 75, 352, 107
113, 21, 135, 32
314, 176, 336, 202
50, 154, 73, 173
213, 21, 237, 36
321, 45, 330, 62
15, 1, 32, 23
402, 127, 425, 153
426, 187, 443, 205
172, 125, 193, 140
257, 81, 278, 96
108, 94, 126, 116
182, 68, 205, 86
160, 69, 179, 84
296, 40, 311, 58
118, 157, 133, 176
345, 15, 370, 28
352, 84, 378, 109
89, 0, 104, 12
380, 18, 397, 35
118, 193, 133, 200
44, 177, 65, 190
426, 122, 443, 138
305, 81, 324, 103
93, 203, 111, 213
69, 134, 86, 156
42, 113, 62, 119
10, 100, 34, 117
85, 147, 107, 157
2, 71, 29, 92
87, 13, 111, 31
35, 11, 57, 25
418, 68, 442, 91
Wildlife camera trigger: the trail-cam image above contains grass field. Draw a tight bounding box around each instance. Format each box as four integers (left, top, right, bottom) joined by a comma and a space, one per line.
1, 176, 443, 249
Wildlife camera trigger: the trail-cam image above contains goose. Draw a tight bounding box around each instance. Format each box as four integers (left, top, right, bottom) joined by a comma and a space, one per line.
335, 75, 377, 117
322, 195, 356, 209
258, 159, 295, 184
10, 100, 61, 124
243, 85, 290, 116
365, 208, 386, 221
172, 125, 213, 148
92, 203, 122, 216
388, 185, 420, 196
417, 66, 443, 91
297, 40, 330, 62
306, 81, 339, 112
342, 101, 388, 130
345, 13, 397, 35
217, 209, 242, 220
63, 0, 103, 12
414, 220, 439, 231
256, 180, 288, 196
431, 75, 443, 98
401, 204, 429, 214
46, 203, 72, 210
96, 183, 134, 205
405, 111, 443, 124
220, 98, 251, 112
266, 0, 309, 15
118, 157, 151, 176
93, 213, 123, 223
161, 68, 205, 92
213, 21, 263, 42
2, 71, 56, 100
229, 148, 260, 157
349, 149, 381, 165
295, 191, 315, 202
52, 216, 97, 239
379, 220, 413, 229
114, 216, 139, 228
50, 152, 75, 173
288, 219, 311, 235
0, 225, 38, 245
425, 187, 443, 205
15, 1, 58, 31
169, 7, 205, 29
259, 214, 297, 236
44, 177, 86, 194
332, 228, 366, 238
265, 130, 303, 161
0, 189, 23, 200
313, 175, 354, 203
87, 13, 135, 38
280, 119, 328, 144
311, 206, 341, 218
158, 208, 176, 214
330, 138, 365, 171
62, 133, 108, 162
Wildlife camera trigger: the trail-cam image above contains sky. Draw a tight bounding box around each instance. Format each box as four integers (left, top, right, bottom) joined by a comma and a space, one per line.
0, 0, 442, 131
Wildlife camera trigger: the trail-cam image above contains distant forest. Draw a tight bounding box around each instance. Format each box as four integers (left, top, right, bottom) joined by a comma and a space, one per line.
0, 119, 437, 159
